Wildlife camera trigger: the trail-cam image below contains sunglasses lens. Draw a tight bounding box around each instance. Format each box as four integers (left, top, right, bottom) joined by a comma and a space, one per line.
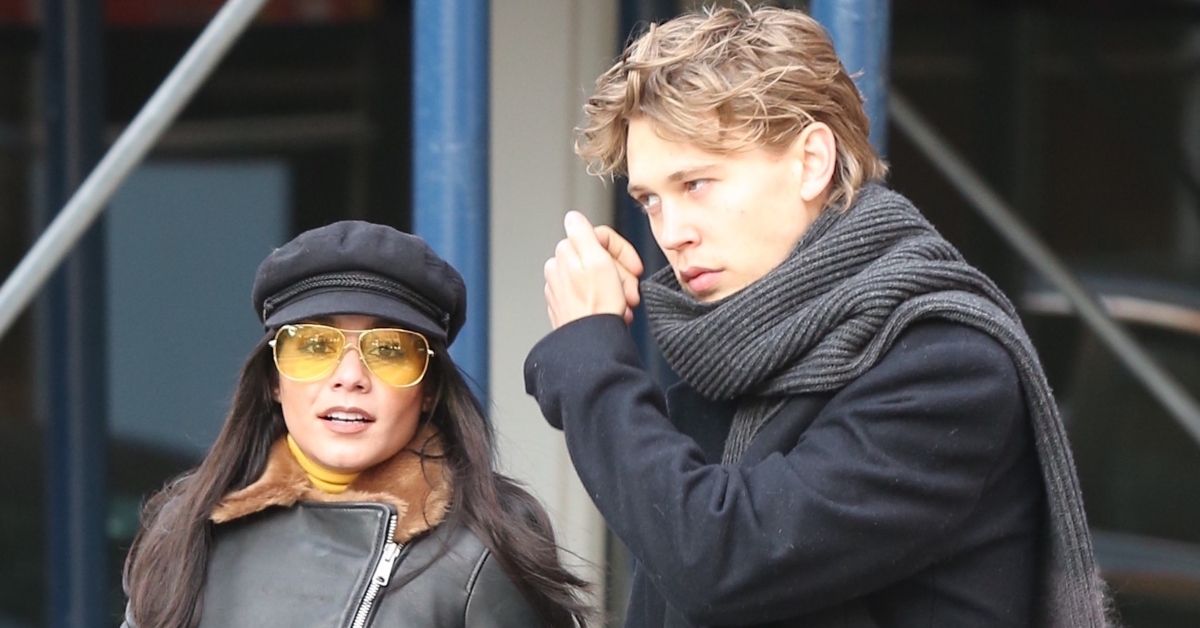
360, 329, 430, 387
273, 325, 344, 381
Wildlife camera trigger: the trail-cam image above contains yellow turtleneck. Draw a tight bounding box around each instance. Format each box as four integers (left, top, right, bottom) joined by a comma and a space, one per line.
286, 434, 359, 494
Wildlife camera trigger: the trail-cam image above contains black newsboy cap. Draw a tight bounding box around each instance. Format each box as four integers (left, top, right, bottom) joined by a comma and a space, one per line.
251, 221, 467, 346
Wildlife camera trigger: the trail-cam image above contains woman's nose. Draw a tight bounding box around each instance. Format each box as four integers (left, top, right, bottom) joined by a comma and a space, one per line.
328, 343, 371, 390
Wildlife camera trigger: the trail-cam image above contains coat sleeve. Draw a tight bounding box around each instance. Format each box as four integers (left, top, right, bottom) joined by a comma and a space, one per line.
524, 314, 1027, 625
463, 550, 546, 628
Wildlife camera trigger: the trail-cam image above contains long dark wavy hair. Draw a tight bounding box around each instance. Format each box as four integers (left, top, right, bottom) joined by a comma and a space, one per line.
122, 334, 592, 627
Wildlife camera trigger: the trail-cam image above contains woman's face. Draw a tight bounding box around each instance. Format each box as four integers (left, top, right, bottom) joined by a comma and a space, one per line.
275, 314, 427, 474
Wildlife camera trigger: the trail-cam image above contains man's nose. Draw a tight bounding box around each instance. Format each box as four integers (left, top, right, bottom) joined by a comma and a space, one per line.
656, 203, 700, 251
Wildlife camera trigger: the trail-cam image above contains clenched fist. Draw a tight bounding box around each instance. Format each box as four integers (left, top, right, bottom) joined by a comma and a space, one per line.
543, 211, 644, 329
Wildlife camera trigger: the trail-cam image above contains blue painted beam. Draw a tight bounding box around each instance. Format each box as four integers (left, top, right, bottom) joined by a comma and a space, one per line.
811, 0, 892, 155
412, 0, 490, 396
617, 0, 679, 388
39, 1, 108, 626
616, 0, 677, 271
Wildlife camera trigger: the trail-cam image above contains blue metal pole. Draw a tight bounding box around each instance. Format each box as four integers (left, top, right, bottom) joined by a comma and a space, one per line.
811, 0, 892, 155
618, 0, 678, 388
40, 1, 107, 626
412, 0, 490, 397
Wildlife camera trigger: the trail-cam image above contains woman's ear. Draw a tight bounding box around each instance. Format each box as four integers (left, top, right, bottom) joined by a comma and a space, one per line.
788, 121, 837, 203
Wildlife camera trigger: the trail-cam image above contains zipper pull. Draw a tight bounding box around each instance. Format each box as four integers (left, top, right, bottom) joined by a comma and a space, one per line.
372, 542, 401, 587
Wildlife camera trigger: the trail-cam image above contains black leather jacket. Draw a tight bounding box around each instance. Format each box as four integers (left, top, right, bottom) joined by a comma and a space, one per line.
121, 501, 542, 627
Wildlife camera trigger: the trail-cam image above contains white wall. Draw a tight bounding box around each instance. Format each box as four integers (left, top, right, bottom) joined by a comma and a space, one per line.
489, 0, 619, 601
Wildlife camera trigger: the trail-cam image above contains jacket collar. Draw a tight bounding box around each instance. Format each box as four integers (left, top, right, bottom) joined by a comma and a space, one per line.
211, 423, 453, 544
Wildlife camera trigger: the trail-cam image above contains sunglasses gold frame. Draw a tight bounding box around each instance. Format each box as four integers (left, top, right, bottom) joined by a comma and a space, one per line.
269, 323, 435, 388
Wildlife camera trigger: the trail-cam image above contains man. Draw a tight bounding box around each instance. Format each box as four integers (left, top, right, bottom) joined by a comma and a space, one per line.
525, 5, 1111, 627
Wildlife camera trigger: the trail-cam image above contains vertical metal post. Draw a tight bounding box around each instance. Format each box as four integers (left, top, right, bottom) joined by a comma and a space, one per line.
617, 0, 678, 387
39, 1, 107, 626
413, 0, 490, 396
811, 0, 892, 154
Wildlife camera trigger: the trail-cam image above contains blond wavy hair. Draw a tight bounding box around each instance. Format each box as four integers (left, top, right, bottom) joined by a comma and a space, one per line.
576, 4, 888, 210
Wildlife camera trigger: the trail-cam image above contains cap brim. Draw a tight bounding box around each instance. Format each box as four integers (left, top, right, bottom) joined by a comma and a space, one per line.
263, 290, 447, 345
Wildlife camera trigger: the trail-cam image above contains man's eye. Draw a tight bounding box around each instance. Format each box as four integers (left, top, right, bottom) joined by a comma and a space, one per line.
635, 193, 661, 214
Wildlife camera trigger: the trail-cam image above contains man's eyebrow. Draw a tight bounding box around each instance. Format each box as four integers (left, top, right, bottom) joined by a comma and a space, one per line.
627, 164, 717, 195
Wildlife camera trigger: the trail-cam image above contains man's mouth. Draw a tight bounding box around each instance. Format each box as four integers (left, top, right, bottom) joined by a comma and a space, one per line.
678, 267, 720, 295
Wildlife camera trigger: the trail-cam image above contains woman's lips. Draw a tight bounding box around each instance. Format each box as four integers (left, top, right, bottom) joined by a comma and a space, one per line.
319, 408, 375, 434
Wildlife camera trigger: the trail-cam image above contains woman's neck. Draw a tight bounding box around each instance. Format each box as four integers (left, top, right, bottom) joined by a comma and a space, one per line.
285, 434, 359, 494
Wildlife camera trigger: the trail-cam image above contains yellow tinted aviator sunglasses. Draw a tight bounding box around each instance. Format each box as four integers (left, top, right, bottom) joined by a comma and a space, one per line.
270, 323, 435, 388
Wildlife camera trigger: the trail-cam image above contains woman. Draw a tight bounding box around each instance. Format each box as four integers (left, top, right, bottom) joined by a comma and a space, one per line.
121, 221, 591, 627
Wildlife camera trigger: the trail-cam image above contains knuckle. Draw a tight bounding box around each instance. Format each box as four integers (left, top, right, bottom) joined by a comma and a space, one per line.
582, 253, 612, 272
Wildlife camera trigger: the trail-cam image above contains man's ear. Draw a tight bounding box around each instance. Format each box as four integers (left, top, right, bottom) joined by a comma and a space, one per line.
788, 121, 837, 203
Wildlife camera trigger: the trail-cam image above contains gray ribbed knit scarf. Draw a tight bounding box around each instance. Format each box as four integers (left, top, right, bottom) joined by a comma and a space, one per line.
641, 184, 1112, 627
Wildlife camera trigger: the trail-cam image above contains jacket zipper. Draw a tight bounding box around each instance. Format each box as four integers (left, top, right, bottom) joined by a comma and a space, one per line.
349, 513, 400, 628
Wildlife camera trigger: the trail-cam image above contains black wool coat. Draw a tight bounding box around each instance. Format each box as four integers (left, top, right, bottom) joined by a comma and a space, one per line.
525, 315, 1043, 628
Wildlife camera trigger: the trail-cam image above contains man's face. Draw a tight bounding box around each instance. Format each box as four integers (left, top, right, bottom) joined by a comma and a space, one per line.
625, 117, 825, 302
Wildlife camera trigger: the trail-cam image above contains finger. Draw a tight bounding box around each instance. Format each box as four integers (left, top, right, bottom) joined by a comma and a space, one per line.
613, 260, 641, 309
563, 211, 610, 263
543, 283, 558, 328
591, 224, 642, 309
542, 260, 556, 312
554, 238, 582, 269
543, 258, 565, 317
594, 225, 645, 277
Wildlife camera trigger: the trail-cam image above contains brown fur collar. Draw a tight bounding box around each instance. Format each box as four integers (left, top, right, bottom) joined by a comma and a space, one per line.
211, 423, 453, 543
